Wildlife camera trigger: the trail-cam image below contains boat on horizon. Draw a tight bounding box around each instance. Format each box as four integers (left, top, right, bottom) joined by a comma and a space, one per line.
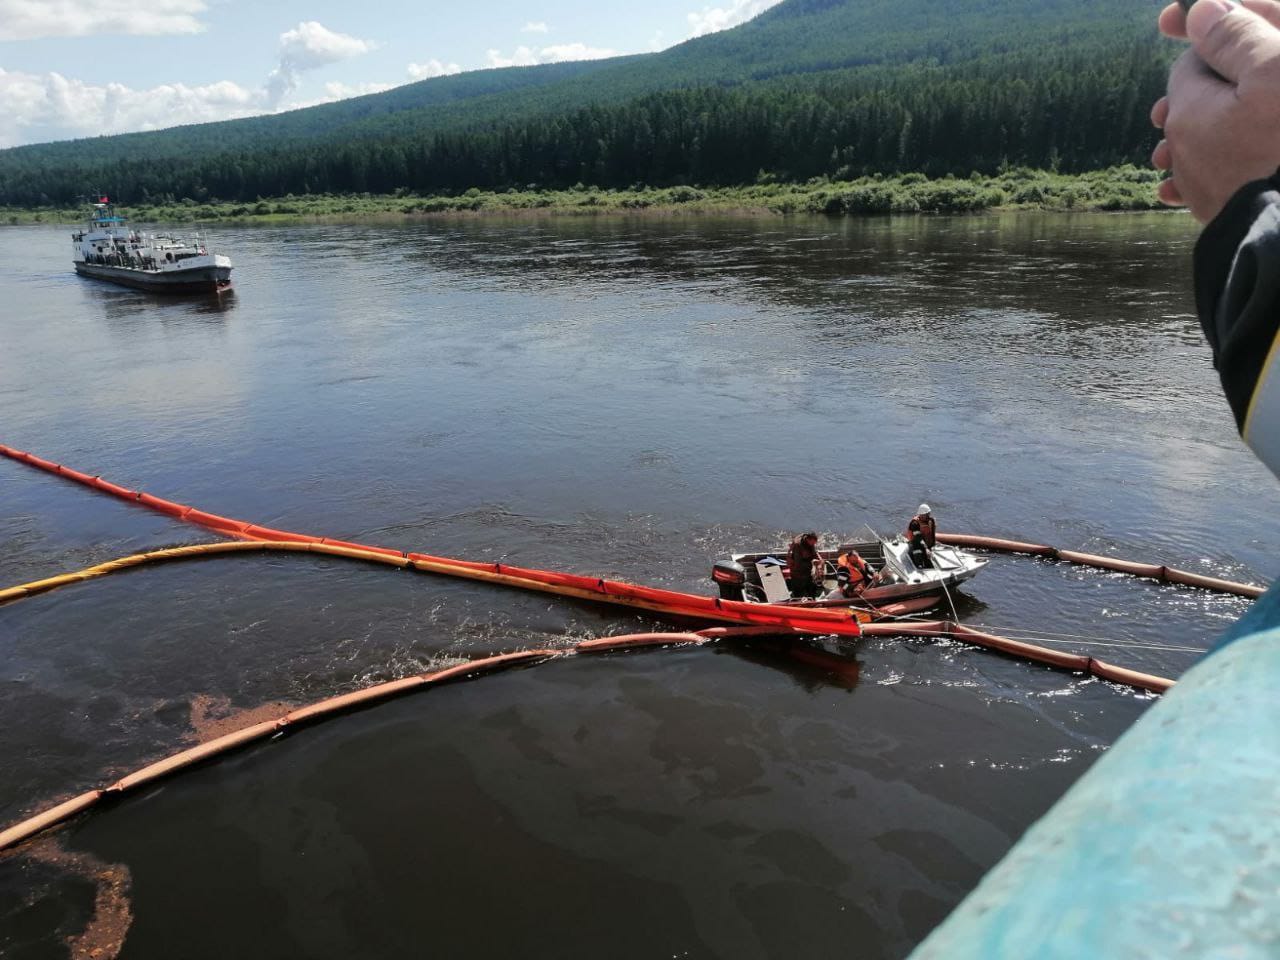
71, 197, 232, 294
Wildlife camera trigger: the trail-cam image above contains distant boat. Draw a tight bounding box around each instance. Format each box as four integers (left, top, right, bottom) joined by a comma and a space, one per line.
71, 197, 232, 294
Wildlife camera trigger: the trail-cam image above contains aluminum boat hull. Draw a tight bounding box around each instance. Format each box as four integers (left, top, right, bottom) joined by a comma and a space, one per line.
715, 537, 988, 609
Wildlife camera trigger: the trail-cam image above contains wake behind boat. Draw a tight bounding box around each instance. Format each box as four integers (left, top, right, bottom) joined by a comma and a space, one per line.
72, 198, 232, 294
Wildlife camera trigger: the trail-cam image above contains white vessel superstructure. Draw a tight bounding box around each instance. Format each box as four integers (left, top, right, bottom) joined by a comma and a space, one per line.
72, 199, 232, 294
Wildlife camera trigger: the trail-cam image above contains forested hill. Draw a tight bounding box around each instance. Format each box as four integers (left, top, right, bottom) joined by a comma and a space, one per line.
0, 0, 1171, 206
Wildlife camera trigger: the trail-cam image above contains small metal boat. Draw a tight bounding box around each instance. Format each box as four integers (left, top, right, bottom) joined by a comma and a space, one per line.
712, 535, 988, 608
72, 198, 232, 294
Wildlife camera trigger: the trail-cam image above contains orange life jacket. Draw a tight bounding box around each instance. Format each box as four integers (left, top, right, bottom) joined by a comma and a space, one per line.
908, 514, 937, 547
839, 551, 871, 586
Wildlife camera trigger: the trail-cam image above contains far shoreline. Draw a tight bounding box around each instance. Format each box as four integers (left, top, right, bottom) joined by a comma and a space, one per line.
2, 166, 1174, 226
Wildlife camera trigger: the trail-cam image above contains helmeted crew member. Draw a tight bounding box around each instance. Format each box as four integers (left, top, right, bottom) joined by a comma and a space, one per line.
907, 503, 937, 547
787, 531, 822, 599
907, 503, 936, 569
837, 547, 875, 596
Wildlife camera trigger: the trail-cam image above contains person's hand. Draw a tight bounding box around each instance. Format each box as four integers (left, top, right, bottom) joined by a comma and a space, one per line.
1151, 0, 1280, 222
1156, 1, 1190, 40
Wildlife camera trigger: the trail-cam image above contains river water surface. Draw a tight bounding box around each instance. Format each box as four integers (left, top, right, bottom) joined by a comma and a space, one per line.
0, 212, 1276, 959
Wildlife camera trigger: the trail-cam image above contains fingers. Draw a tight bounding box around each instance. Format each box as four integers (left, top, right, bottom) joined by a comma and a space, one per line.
1152, 139, 1173, 170
1187, 0, 1236, 45
1159, 2, 1189, 37
1187, 0, 1280, 83
1240, 0, 1280, 30
1151, 96, 1170, 128
1168, 45, 1230, 94
1158, 177, 1186, 206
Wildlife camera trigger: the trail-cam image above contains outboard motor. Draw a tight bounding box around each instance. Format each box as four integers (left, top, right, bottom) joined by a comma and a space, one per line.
711, 559, 746, 601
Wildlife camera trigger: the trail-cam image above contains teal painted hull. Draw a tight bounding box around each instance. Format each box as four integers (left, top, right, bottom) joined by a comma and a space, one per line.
911, 592, 1280, 959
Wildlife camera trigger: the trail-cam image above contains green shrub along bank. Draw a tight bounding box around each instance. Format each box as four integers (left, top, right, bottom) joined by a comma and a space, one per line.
4, 167, 1168, 225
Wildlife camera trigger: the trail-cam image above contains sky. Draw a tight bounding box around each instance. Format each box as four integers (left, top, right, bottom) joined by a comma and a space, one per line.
0, 0, 784, 149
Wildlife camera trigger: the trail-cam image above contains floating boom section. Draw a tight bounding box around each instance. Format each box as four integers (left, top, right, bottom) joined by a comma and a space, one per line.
0, 445, 864, 638
909, 620, 1279, 958
860, 621, 1173, 693
0, 543, 1175, 694
0, 623, 827, 854
937, 533, 1266, 599
0, 445, 1219, 868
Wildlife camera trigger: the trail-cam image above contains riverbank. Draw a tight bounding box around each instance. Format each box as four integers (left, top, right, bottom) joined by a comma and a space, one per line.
2, 166, 1166, 225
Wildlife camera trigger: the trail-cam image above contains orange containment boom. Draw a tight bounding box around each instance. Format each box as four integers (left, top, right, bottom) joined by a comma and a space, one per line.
0, 445, 864, 638
0, 615, 1177, 855
0, 624, 784, 854
860, 620, 1174, 693
936, 533, 1266, 599
0, 541, 1177, 694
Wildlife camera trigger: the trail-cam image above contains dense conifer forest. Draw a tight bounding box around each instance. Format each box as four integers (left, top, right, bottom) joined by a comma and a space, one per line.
0, 0, 1171, 207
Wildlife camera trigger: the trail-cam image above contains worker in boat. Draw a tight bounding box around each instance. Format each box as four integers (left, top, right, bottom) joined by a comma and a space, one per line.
907, 503, 936, 569
836, 546, 876, 597
907, 503, 937, 547
787, 531, 823, 599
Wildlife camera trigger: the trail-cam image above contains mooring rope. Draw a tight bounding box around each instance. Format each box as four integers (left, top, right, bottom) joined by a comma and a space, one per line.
973, 633, 1205, 655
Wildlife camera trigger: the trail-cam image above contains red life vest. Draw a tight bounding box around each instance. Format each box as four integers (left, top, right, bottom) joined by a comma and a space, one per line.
788, 537, 820, 585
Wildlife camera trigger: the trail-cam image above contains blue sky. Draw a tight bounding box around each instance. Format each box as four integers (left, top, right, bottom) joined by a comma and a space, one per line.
0, 0, 782, 148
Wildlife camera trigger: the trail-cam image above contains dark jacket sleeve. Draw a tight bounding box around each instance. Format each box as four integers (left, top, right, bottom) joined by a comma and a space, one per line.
1194, 173, 1280, 433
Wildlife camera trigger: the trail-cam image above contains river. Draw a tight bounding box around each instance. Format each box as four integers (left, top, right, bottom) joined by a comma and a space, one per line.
0, 212, 1275, 959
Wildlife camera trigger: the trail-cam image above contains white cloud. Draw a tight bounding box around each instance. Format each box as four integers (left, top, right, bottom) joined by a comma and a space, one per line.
266, 21, 376, 106
277, 80, 408, 112
278, 20, 375, 70
687, 0, 782, 37
408, 59, 462, 80
486, 42, 617, 68
323, 80, 394, 99
0, 24, 398, 150
0, 67, 258, 148
0, 0, 208, 41
521, 21, 549, 33
486, 46, 539, 68
0, 16, 643, 148
539, 42, 616, 62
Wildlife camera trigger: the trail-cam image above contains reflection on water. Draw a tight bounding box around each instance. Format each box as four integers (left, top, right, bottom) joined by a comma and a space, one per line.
91, 285, 237, 322
0, 212, 1275, 958
724, 636, 864, 691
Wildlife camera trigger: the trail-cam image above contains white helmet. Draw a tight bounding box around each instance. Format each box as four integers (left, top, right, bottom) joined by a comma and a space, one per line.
918, 503, 931, 515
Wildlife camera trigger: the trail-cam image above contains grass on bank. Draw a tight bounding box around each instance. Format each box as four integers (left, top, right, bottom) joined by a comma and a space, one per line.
3, 166, 1167, 225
